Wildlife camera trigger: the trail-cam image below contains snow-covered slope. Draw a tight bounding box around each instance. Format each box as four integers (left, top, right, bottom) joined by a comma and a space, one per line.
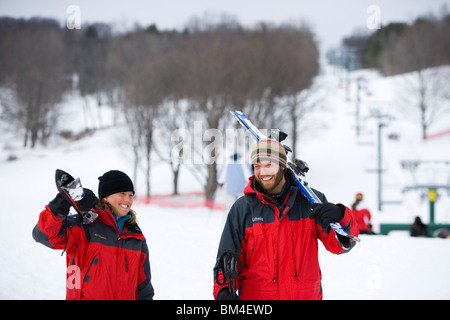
1, 65, 449, 299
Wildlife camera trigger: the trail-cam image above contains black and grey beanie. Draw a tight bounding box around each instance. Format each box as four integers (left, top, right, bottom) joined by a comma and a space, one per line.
98, 170, 135, 199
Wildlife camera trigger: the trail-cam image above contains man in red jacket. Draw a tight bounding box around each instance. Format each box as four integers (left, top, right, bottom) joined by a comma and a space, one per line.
213, 139, 359, 300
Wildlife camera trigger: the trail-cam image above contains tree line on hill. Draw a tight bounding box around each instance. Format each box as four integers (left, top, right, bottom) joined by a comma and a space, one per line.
343, 13, 450, 76
336, 12, 450, 140
0, 15, 319, 199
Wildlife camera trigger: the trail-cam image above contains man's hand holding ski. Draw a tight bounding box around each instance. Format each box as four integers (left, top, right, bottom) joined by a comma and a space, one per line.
231, 110, 360, 243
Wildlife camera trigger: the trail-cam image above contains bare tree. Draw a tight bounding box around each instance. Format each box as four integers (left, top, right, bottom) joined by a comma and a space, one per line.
117, 29, 182, 196
0, 18, 67, 148
382, 18, 449, 139
151, 37, 193, 195
277, 22, 320, 157
182, 21, 243, 200
173, 19, 320, 199
238, 22, 320, 156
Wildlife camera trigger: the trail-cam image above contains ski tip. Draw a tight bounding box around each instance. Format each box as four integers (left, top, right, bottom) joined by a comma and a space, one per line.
55, 169, 65, 178
55, 169, 74, 186
230, 110, 244, 116
55, 169, 69, 178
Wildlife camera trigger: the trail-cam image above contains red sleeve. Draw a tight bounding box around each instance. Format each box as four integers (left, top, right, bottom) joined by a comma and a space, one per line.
213, 271, 227, 299
32, 205, 83, 250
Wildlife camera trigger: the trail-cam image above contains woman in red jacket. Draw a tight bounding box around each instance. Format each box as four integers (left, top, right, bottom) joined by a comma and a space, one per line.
33, 170, 154, 300
213, 139, 359, 300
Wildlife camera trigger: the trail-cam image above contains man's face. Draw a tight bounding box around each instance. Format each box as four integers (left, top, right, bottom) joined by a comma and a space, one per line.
253, 160, 285, 195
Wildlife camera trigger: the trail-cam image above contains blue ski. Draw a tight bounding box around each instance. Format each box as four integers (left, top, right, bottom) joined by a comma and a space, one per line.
231, 111, 360, 243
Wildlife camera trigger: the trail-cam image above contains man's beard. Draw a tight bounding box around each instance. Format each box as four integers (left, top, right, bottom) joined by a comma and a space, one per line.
255, 167, 285, 195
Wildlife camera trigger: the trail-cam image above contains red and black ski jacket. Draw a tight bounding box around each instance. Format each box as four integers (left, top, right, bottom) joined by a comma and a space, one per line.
32, 205, 154, 300
214, 171, 359, 300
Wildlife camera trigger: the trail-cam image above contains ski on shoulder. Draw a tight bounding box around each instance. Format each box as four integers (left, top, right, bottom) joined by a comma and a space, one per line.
231, 111, 360, 243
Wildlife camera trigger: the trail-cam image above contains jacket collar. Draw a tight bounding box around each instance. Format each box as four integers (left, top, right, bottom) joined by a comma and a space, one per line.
92, 208, 145, 240
244, 170, 298, 209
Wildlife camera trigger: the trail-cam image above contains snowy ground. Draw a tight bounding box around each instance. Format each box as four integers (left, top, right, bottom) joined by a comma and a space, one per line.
1, 65, 450, 300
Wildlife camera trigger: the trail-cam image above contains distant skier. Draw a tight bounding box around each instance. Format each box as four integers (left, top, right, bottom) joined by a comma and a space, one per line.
351, 192, 375, 234
410, 216, 428, 237
213, 138, 360, 300
217, 152, 252, 210
33, 170, 154, 300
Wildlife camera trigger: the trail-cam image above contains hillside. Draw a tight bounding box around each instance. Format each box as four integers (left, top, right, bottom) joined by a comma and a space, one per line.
1, 64, 449, 299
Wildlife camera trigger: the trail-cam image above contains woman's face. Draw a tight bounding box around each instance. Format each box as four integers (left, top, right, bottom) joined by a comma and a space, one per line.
103, 191, 134, 217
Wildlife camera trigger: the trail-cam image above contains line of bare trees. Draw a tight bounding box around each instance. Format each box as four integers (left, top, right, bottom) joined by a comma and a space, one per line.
0, 16, 320, 199
379, 16, 450, 139
0, 18, 67, 148
341, 11, 450, 139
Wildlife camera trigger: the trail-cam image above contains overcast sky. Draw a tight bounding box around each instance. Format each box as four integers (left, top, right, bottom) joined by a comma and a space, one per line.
1, 0, 449, 51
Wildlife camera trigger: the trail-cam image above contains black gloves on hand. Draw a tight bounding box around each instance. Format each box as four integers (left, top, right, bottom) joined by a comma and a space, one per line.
48, 193, 72, 216
309, 203, 345, 230
49, 188, 97, 216
77, 188, 97, 212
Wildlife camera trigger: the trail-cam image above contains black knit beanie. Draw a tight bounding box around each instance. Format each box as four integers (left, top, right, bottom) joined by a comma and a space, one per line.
98, 170, 135, 199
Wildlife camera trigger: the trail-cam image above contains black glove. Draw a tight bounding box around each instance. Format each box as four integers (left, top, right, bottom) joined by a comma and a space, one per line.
217, 288, 240, 300
48, 193, 71, 216
309, 203, 345, 230
77, 188, 97, 212
49, 188, 97, 216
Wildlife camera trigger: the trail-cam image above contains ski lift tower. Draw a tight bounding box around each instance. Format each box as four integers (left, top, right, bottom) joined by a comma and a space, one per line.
402, 160, 450, 224
365, 107, 396, 211
380, 160, 450, 235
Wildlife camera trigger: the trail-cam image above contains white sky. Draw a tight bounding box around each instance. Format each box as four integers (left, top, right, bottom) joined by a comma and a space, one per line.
1, 0, 449, 51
